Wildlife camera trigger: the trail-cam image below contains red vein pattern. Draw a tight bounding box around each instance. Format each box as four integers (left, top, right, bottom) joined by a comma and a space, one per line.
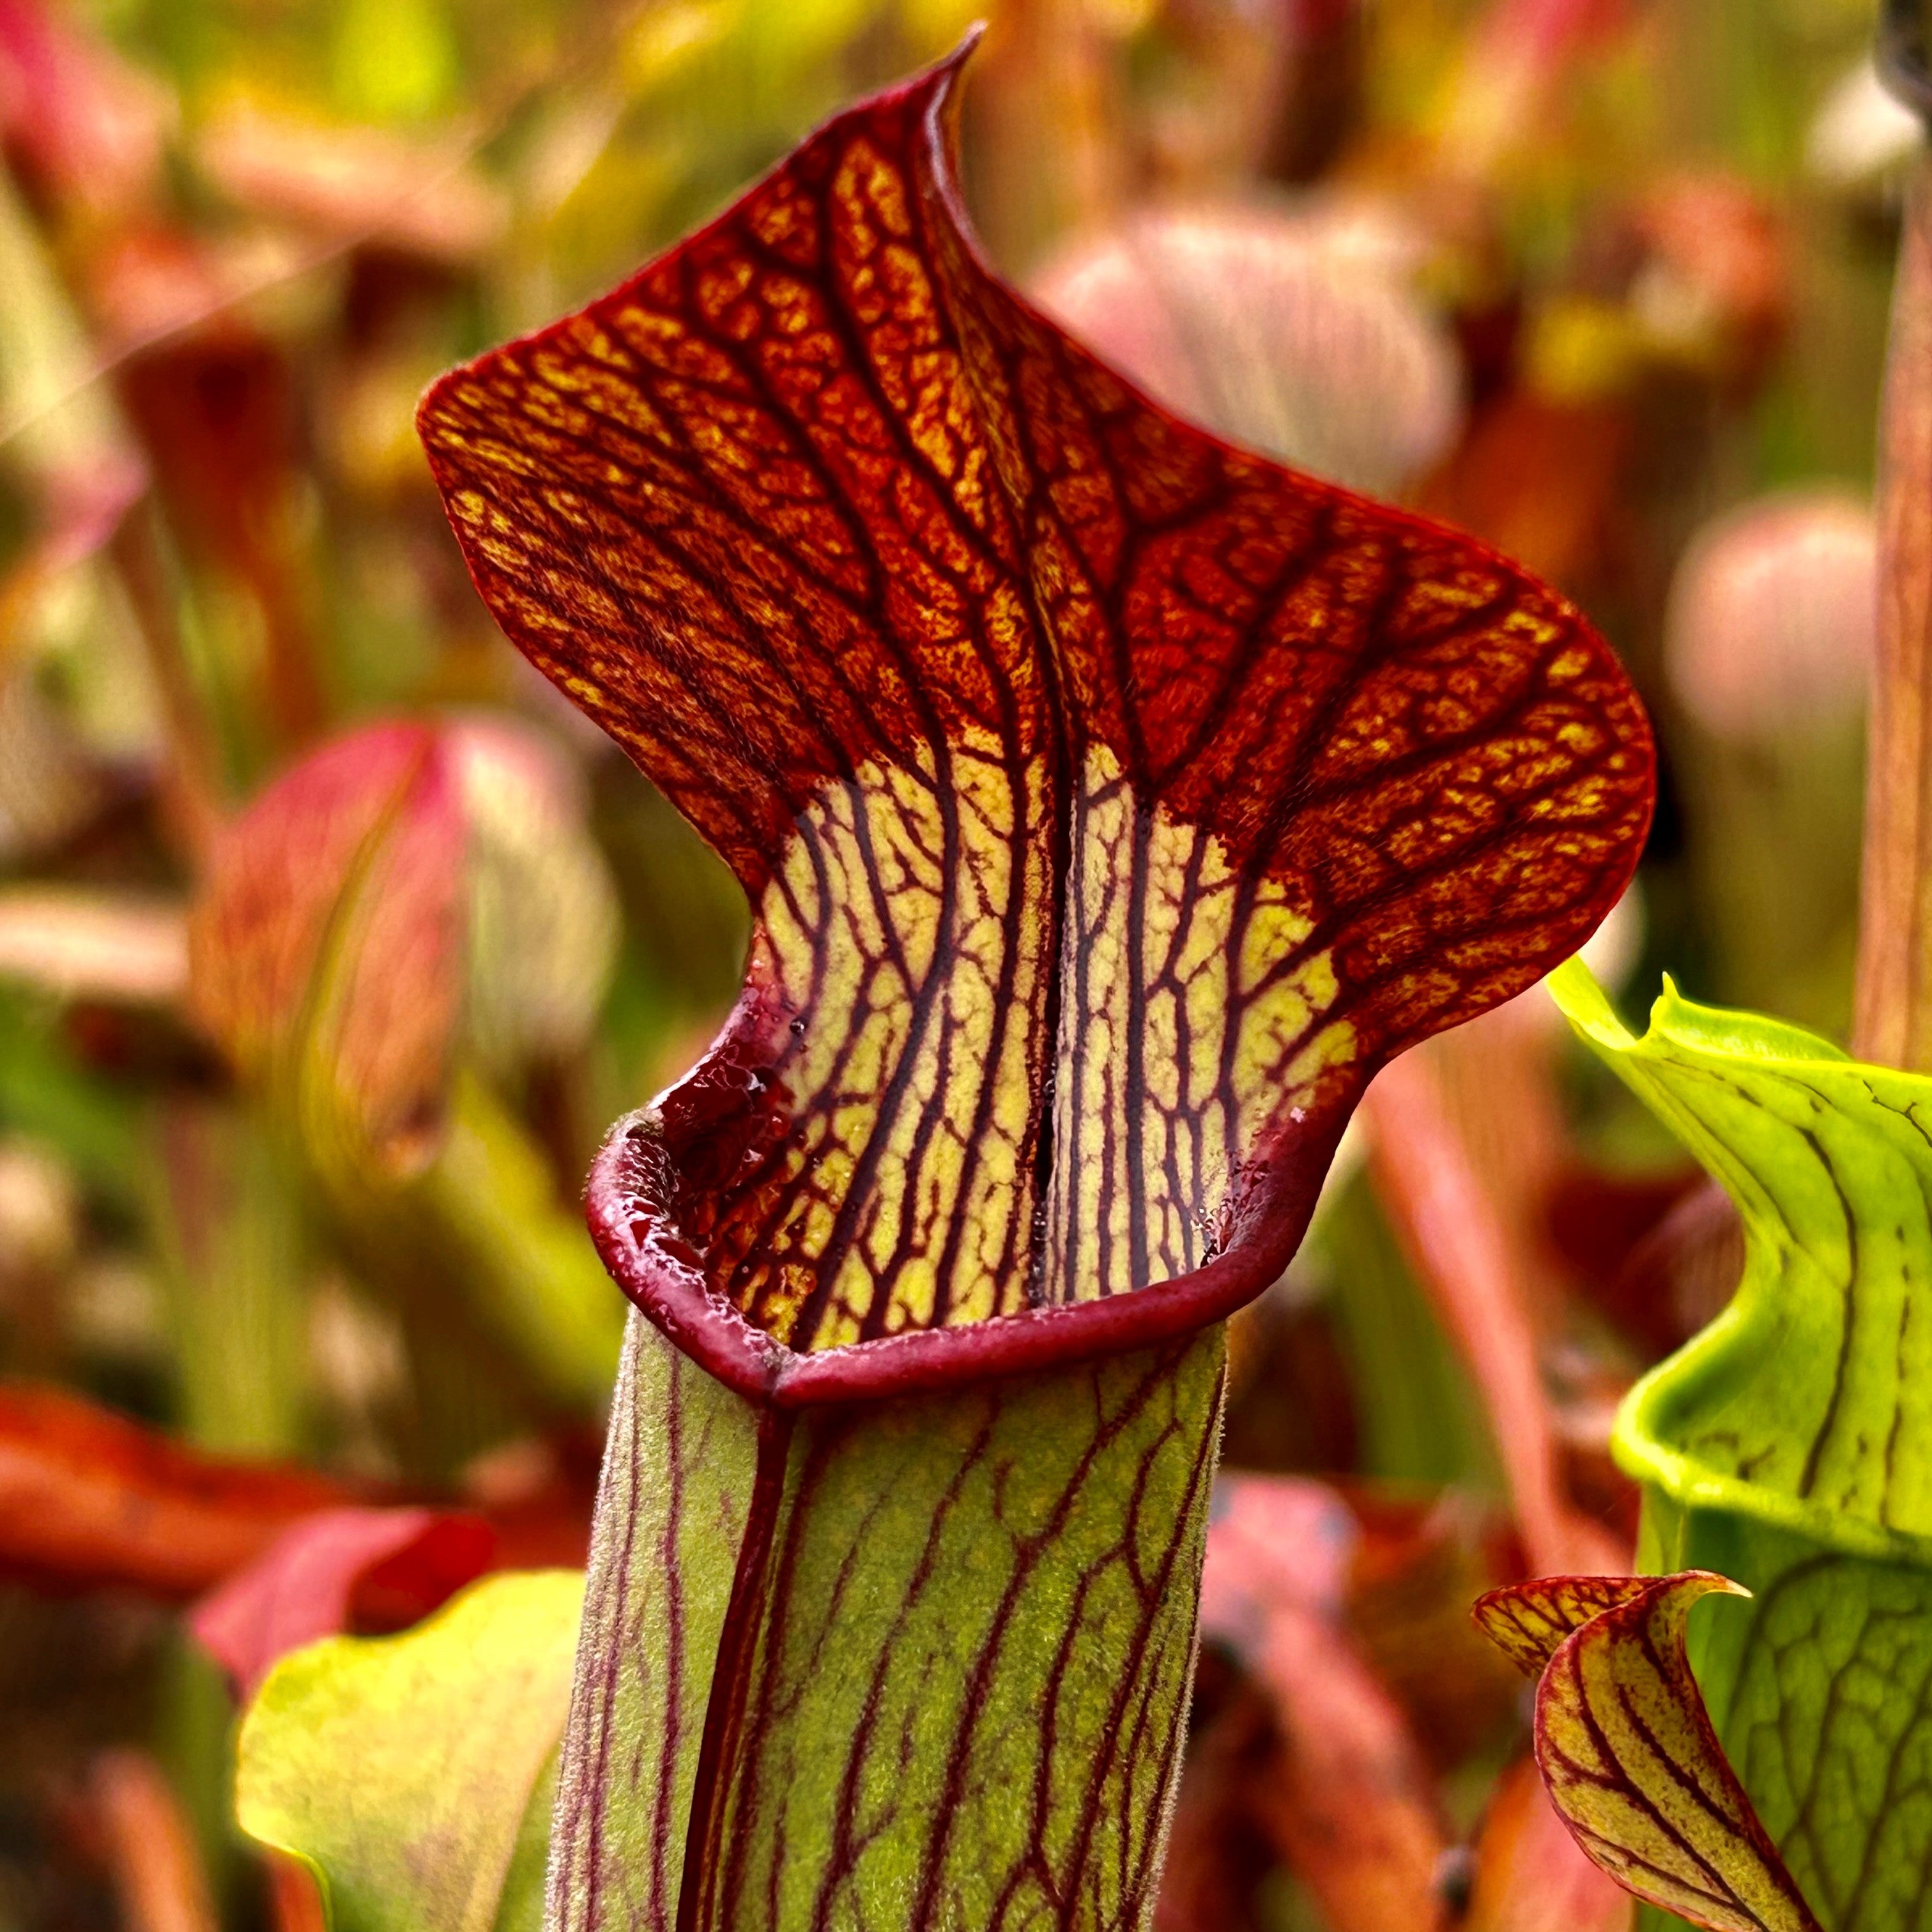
189, 721, 465, 1171
1475, 1574, 1652, 1680
418, 40, 1653, 1388
1473, 1572, 1823, 1932
542, 1312, 1223, 1932
686, 1330, 1223, 1932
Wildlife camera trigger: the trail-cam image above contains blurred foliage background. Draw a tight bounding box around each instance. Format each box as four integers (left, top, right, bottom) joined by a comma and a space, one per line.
0, 0, 1906, 1929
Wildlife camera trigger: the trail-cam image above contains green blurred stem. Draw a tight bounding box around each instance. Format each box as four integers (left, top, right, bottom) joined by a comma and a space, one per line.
413, 1069, 623, 1416
111, 503, 226, 865
153, 1100, 309, 1458
1684, 718, 1865, 1038
1854, 155, 1932, 1072
158, 1636, 245, 1913
149, 1101, 311, 1905
309, 1067, 622, 1471
1322, 1171, 1495, 1492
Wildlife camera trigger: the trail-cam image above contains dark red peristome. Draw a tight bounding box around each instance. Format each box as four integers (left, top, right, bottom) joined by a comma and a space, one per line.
583, 1068, 1346, 1407
418, 41, 1655, 1406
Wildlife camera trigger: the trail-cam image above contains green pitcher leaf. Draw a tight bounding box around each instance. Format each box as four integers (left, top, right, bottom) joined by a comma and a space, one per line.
1548, 958, 1932, 1558
1550, 958, 1932, 1929
236, 1569, 583, 1932
551, 1310, 1220, 1932
1474, 1572, 1821, 1932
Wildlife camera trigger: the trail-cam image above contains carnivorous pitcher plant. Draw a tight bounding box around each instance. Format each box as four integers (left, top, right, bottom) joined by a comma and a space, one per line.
238, 40, 1658, 1932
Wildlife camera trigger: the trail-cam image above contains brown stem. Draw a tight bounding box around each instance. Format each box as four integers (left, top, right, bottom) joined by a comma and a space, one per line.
1363, 1049, 1621, 1578
1256, 3, 1363, 186
86, 1749, 220, 1932
265, 1855, 327, 1932
1853, 158, 1932, 1070
109, 500, 225, 866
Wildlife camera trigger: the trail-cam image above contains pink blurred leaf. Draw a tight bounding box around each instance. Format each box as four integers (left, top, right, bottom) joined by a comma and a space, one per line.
1202, 1475, 1452, 1932
0, 457, 146, 639
189, 721, 464, 1174
191, 1505, 496, 1699
1667, 491, 1874, 741
1031, 203, 1462, 496
189, 716, 617, 1173
1441, 0, 1632, 178
195, 103, 505, 265
0, 0, 167, 214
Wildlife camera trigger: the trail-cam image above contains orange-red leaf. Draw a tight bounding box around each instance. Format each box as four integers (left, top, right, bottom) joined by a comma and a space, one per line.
0, 1383, 359, 1598
1365, 1049, 1623, 1577
1472, 1572, 1821, 1932
80, 1749, 220, 1932
0, 1383, 590, 1609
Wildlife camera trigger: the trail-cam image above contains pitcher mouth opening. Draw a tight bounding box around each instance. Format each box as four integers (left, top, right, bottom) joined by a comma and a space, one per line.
583, 1035, 1345, 1411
